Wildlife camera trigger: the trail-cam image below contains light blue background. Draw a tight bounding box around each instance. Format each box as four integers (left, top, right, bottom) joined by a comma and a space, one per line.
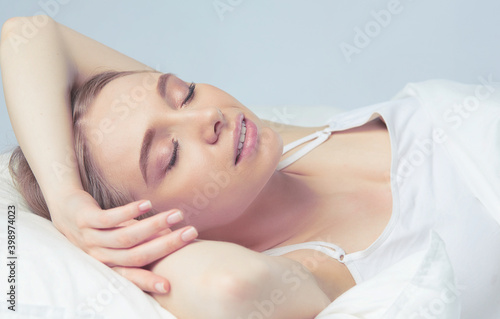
1, 0, 500, 152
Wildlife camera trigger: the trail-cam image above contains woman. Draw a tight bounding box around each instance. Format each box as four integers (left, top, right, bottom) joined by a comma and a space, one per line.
2, 16, 500, 318
0, 15, 333, 318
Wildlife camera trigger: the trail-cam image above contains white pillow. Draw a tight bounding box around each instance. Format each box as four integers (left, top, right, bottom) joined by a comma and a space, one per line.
0, 152, 176, 319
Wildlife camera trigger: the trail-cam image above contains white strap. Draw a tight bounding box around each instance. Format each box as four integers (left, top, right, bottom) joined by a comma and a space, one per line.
261, 241, 346, 263
277, 128, 333, 171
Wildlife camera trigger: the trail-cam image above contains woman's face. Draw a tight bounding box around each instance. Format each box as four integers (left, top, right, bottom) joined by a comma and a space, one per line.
84, 72, 283, 230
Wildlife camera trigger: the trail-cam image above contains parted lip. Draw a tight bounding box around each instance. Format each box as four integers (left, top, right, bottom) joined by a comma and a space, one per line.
234, 113, 245, 164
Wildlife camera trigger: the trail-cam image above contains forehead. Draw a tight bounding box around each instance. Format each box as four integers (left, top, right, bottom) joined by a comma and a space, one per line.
93, 72, 160, 113
83, 72, 161, 192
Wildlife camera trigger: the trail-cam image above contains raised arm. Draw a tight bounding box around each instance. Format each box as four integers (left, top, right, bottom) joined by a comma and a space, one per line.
0, 15, 197, 294
1, 15, 152, 200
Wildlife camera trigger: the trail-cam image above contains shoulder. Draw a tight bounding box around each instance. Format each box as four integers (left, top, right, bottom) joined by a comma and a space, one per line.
277, 249, 356, 302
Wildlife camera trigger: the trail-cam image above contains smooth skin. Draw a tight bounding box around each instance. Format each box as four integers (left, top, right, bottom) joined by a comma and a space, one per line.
82, 71, 283, 234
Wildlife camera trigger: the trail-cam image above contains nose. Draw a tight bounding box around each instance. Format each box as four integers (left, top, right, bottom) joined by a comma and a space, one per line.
185, 106, 225, 144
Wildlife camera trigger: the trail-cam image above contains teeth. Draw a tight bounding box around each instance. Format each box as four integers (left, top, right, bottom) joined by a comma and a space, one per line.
237, 120, 247, 156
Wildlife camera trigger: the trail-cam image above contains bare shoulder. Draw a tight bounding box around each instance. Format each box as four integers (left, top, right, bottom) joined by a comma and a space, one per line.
278, 249, 356, 301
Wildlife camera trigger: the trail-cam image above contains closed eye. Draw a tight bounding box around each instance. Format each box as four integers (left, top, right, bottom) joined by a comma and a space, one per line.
182, 82, 196, 107
165, 139, 179, 172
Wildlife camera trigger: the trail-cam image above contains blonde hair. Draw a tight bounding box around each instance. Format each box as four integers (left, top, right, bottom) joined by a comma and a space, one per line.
8, 70, 152, 220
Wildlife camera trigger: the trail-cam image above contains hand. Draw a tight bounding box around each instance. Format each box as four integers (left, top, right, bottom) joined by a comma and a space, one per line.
51, 189, 198, 294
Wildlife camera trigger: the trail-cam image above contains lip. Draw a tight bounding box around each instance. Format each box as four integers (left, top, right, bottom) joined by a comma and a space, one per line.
233, 113, 244, 164
234, 116, 257, 165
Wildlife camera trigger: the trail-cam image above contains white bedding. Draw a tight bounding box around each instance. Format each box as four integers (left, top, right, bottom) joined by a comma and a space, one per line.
0, 152, 176, 319
0, 104, 460, 318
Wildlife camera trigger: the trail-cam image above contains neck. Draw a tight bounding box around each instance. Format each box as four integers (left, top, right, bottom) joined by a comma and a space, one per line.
198, 121, 325, 251
198, 169, 319, 251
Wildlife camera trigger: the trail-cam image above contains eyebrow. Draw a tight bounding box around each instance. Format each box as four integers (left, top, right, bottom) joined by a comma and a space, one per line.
139, 73, 173, 185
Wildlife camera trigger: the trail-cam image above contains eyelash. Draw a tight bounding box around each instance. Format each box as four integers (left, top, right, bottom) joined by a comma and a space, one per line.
166, 139, 179, 172
181, 82, 196, 107
166, 83, 193, 172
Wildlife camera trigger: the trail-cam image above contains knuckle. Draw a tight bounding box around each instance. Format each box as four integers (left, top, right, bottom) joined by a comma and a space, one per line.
81, 232, 94, 248
75, 215, 88, 229
128, 203, 138, 216
116, 233, 133, 247
129, 252, 148, 267
163, 236, 183, 253
98, 213, 111, 226
151, 217, 165, 230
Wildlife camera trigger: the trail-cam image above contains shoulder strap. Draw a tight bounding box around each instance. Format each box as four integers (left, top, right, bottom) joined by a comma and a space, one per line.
277, 127, 334, 171
261, 241, 346, 263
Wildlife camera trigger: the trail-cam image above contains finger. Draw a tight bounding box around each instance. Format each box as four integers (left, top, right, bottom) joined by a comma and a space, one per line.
86, 200, 153, 229
112, 267, 170, 294
97, 226, 198, 267
116, 219, 138, 227
135, 226, 173, 242
147, 227, 173, 239
91, 210, 184, 249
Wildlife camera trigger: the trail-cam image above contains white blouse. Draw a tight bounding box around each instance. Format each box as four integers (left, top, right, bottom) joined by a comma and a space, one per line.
262, 80, 500, 318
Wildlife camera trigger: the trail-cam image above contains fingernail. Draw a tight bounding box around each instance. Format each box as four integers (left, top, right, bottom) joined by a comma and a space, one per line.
181, 227, 198, 242
167, 211, 183, 224
155, 282, 167, 293
138, 200, 152, 212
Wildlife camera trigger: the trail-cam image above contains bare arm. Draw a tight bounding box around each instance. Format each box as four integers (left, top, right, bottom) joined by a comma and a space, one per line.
0, 15, 197, 293
148, 240, 331, 319
0, 15, 151, 211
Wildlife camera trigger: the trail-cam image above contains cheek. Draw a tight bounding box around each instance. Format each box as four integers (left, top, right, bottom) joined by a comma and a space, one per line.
177, 161, 239, 208
154, 127, 282, 225
162, 159, 259, 226
190, 126, 282, 209
155, 158, 228, 215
